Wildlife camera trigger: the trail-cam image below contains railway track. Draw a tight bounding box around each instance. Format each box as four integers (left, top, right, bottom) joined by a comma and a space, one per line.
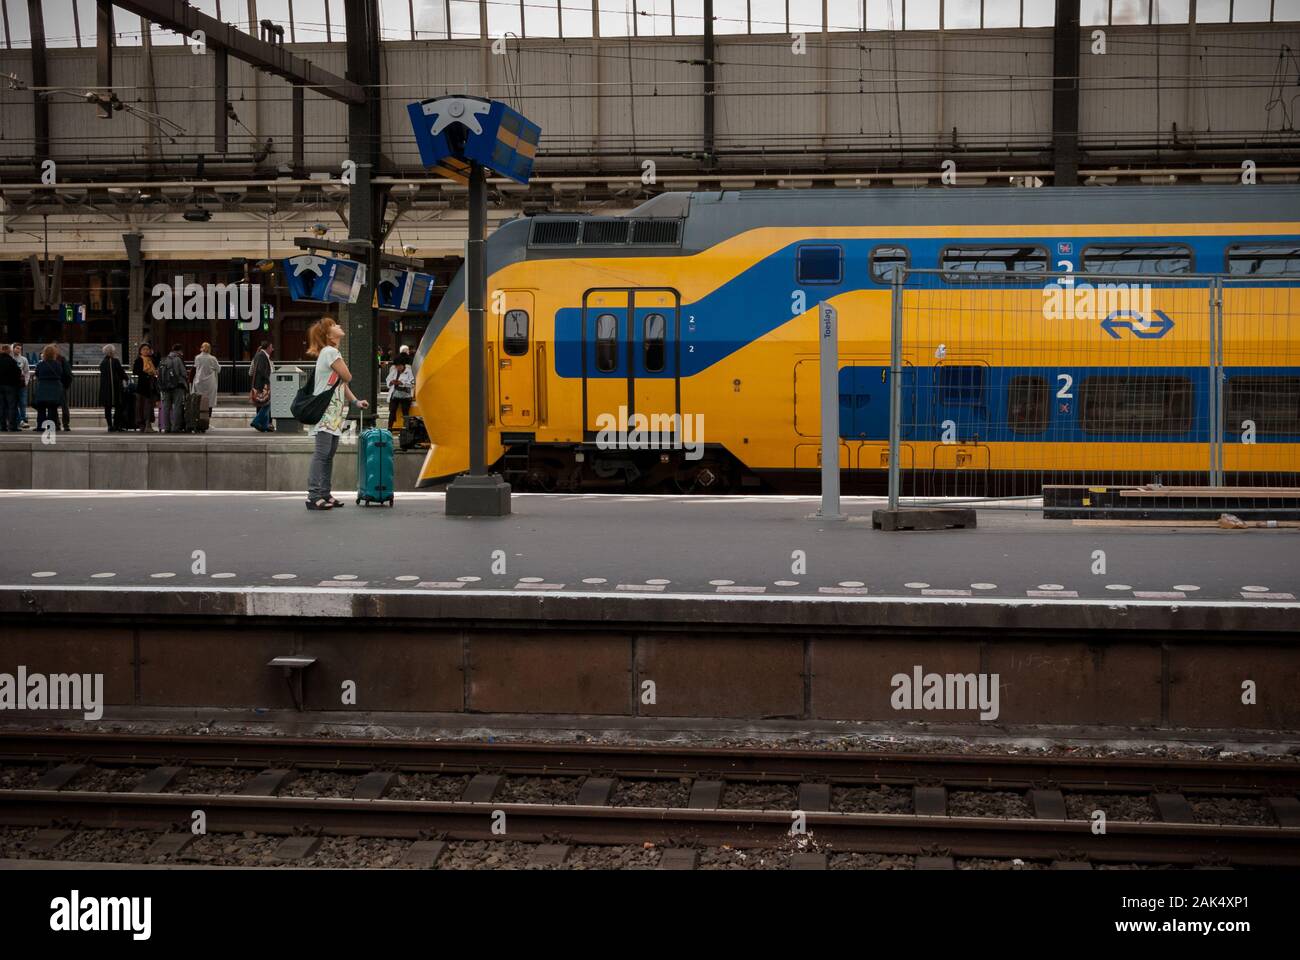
2, 731, 1299, 868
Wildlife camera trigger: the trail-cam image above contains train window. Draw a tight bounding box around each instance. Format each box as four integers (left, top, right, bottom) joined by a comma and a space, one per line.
643, 313, 666, 373
1080, 376, 1193, 434
503, 309, 529, 356
870, 246, 910, 284
797, 245, 843, 284
1225, 244, 1300, 277
595, 313, 618, 372
1008, 376, 1049, 433
941, 246, 1047, 280
1226, 377, 1300, 435
937, 365, 985, 406
1081, 244, 1192, 275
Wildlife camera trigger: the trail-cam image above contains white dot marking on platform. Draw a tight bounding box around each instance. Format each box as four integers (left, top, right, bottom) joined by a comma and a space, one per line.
838, 580, 865, 588
518, 577, 544, 583
581, 577, 607, 585
395, 575, 419, 582
1038, 583, 1065, 591
646, 579, 671, 585
971, 582, 997, 590
774, 580, 799, 587
709, 579, 735, 586
1242, 585, 1270, 592
333, 574, 358, 581
904, 582, 929, 589
1106, 584, 1131, 591
457, 576, 481, 583
150, 572, 175, 579
272, 574, 297, 580
90, 572, 116, 579
1172, 584, 1200, 592
211, 573, 237, 579
31, 571, 57, 578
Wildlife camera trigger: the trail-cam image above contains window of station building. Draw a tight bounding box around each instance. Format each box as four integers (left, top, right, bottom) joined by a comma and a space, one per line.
503, 309, 529, 356
941, 246, 1047, 281
1081, 244, 1193, 275
1226, 376, 1300, 435
796, 245, 843, 284
1008, 375, 1049, 433
642, 312, 666, 372
1080, 375, 1194, 434
870, 246, 910, 284
1225, 244, 1300, 277
595, 313, 619, 372
937, 365, 986, 406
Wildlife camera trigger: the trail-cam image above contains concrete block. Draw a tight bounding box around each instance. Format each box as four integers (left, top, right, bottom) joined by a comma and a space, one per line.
90, 448, 149, 489
0, 446, 32, 489
31, 447, 90, 489
207, 449, 267, 490
148, 449, 207, 490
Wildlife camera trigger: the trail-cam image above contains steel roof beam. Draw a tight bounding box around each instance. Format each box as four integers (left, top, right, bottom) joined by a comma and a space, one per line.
110, 0, 365, 105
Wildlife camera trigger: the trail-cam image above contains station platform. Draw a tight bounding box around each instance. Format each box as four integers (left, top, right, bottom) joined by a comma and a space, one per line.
0, 406, 425, 492
1, 492, 1297, 733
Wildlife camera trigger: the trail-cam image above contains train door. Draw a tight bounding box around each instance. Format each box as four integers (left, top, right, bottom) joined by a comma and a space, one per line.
931, 362, 990, 442
631, 289, 680, 428
496, 290, 536, 428
583, 290, 631, 434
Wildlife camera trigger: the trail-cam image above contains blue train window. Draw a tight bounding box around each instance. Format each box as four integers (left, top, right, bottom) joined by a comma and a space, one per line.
937, 365, 985, 406
941, 246, 1047, 281
503, 309, 529, 356
643, 313, 666, 372
595, 313, 618, 372
797, 245, 843, 284
1081, 244, 1192, 275
1080, 376, 1193, 434
1008, 376, 1049, 433
870, 246, 910, 284
1226, 377, 1300, 435
1225, 244, 1300, 277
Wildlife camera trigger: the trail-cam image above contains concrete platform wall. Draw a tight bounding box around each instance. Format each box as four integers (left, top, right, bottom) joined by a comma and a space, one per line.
0, 440, 427, 492
3, 592, 1297, 733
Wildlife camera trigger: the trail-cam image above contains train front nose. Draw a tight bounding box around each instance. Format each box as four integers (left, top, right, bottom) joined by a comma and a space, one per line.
413, 306, 471, 486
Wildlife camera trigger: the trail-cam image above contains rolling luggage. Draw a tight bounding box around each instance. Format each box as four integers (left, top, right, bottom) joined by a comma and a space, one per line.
356, 408, 394, 507
185, 392, 210, 433
117, 382, 137, 431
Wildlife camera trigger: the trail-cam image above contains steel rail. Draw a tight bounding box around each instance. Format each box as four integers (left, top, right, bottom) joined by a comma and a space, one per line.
3, 789, 1297, 867
1, 731, 1296, 793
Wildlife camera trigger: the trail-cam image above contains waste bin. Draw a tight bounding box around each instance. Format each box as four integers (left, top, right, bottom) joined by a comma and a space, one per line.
271, 366, 304, 433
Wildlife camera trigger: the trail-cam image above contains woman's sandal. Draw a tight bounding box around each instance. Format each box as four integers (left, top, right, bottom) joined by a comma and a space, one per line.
305, 498, 333, 511
327, 498, 346, 508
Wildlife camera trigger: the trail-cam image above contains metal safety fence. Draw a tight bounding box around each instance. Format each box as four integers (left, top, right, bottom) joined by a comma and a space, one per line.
885, 269, 1300, 510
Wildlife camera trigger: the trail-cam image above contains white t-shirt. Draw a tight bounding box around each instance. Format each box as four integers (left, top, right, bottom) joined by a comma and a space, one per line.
311, 345, 346, 436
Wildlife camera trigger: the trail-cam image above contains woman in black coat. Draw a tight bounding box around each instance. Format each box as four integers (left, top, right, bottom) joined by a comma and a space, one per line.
98, 344, 128, 432
33, 344, 64, 432
132, 343, 159, 432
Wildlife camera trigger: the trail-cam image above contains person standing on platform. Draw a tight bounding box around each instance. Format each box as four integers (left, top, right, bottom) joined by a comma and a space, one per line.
98, 344, 128, 432
158, 344, 188, 433
192, 342, 220, 418
33, 344, 64, 432
304, 317, 367, 511
0, 343, 20, 431
249, 340, 274, 432
133, 343, 159, 432
385, 356, 414, 431
11, 344, 30, 429
57, 346, 73, 431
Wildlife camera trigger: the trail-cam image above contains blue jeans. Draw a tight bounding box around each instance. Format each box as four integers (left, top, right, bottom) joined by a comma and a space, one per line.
0, 385, 16, 430
251, 404, 271, 431
307, 430, 340, 501
16, 386, 27, 424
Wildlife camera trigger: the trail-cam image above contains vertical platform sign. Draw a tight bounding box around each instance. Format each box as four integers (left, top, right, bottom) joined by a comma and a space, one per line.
818, 301, 842, 519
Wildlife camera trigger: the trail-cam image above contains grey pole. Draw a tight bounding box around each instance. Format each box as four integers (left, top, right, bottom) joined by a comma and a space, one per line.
888, 277, 903, 511
444, 160, 511, 516
466, 161, 487, 476
817, 301, 842, 520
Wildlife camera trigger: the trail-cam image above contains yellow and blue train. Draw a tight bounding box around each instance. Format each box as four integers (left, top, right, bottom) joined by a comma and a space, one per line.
413, 186, 1300, 492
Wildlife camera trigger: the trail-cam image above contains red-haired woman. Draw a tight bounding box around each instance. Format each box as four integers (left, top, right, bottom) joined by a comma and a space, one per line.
304, 317, 367, 511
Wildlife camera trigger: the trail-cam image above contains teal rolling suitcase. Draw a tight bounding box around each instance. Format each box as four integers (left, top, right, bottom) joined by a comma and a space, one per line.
356, 409, 395, 507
